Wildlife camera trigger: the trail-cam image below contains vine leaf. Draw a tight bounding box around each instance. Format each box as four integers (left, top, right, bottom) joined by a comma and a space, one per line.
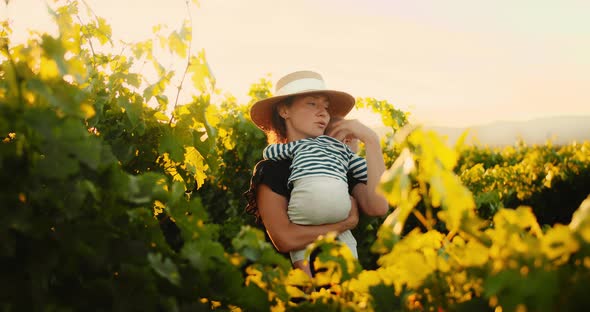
148, 253, 181, 286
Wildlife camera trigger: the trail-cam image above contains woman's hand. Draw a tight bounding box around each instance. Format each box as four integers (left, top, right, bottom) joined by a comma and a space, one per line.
326, 119, 379, 146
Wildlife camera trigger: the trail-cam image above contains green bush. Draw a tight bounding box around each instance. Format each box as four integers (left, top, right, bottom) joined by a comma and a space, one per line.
2, 2, 590, 311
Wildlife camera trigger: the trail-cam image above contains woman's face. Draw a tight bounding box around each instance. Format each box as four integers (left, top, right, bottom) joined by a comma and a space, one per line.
280, 93, 330, 141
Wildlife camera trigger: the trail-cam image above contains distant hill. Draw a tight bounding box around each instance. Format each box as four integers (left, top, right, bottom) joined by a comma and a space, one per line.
422, 115, 590, 147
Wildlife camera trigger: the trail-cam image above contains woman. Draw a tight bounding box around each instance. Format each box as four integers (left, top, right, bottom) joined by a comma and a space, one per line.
245, 70, 389, 274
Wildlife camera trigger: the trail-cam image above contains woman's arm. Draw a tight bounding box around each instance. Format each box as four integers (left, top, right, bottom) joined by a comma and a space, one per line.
329, 119, 389, 217
257, 184, 359, 253
350, 183, 388, 216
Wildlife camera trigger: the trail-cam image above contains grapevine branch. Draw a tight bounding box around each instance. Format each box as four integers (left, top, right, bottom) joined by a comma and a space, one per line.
77, 0, 116, 67
72, 14, 96, 67
169, 0, 193, 125
80, 0, 114, 46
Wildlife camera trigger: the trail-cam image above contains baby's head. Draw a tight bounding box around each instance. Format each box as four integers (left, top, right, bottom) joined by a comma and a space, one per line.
326, 117, 359, 153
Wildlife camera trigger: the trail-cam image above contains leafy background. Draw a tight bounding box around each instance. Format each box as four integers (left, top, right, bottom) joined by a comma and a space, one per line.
2, 1, 590, 311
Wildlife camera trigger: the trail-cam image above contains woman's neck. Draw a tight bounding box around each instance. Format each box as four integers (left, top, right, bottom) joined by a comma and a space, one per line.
287, 133, 321, 142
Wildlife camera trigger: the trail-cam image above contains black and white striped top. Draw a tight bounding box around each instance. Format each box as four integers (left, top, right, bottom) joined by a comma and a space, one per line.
263, 135, 368, 187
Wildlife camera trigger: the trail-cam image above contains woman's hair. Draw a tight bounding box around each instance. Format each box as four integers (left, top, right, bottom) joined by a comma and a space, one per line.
266, 96, 294, 144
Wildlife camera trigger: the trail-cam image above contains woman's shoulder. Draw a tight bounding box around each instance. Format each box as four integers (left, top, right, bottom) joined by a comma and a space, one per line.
244, 159, 292, 221
252, 159, 291, 191
255, 158, 291, 173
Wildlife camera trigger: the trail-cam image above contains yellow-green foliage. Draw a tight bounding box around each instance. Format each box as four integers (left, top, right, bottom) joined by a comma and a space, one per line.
3, 2, 590, 311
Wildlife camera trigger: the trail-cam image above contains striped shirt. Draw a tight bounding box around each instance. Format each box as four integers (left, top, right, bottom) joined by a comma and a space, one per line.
263, 135, 368, 187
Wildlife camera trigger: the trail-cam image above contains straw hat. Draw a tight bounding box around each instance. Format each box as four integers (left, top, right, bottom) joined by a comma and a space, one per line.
249, 70, 355, 131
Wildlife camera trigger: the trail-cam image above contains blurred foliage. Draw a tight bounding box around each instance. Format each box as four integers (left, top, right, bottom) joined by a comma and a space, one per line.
2, 1, 590, 311
457, 142, 590, 225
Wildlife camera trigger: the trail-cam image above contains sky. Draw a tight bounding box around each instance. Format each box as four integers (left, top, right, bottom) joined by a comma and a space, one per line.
4, 0, 590, 127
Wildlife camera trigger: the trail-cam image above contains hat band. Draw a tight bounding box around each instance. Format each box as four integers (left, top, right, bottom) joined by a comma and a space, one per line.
275, 78, 326, 96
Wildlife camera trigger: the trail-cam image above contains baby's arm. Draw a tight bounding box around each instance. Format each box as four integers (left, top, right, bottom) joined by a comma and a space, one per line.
349, 154, 368, 181
262, 142, 297, 160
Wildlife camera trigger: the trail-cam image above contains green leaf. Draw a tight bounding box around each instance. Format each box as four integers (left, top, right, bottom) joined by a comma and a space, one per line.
143, 71, 172, 101
111, 138, 136, 165
236, 283, 270, 312
232, 226, 267, 261
155, 95, 168, 111
95, 17, 112, 45
167, 181, 186, 207
125, 172, 168, 204
36, 145, 80, 179
230, 226, 291, 271
179, 19, 192, 43
369, 284, 402, 312
168, 197, 214, 243
188, 50, 214, 92
40, 34, 68, 76
1, 57, 19, 107
118, 95, 142, 127
181, 240, 226, 271
132, 39, 153, 60
484, 269, 558, 312
159, 129, 185, 162
168, 31, 187, 58
147, 253, 181, 286
126, 73, 142, 88
60, 119, 102, 170
24, 110, 105, 178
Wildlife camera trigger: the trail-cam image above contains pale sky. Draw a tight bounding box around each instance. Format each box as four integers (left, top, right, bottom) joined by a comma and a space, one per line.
4, 0, 590, 127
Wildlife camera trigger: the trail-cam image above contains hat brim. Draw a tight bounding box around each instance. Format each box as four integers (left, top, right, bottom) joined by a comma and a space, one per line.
250, 90, 355, 131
